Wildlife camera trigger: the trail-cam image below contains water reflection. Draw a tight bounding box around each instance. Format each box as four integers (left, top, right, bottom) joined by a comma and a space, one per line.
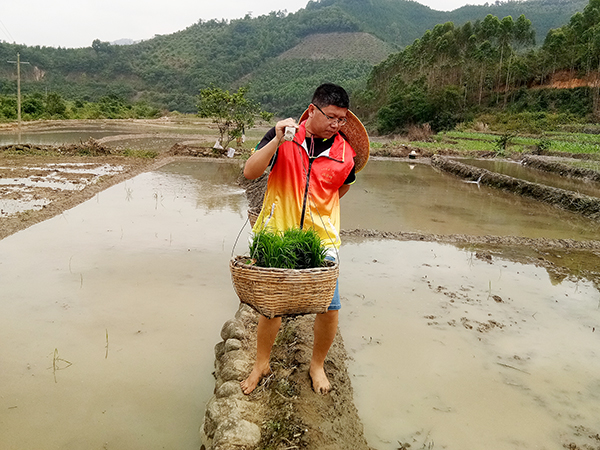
158, 161, 246, 213
342, 160, 600, 240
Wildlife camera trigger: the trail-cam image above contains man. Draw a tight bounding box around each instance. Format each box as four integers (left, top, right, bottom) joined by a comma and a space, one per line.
241, 83, 368, 395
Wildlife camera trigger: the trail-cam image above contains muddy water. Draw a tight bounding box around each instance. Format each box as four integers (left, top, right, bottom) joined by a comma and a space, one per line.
0, 122, 199, 145
0, 160, 246, 450
0, 122, 267, 147
339, 239, 600, 450
343, 160, 600, 240
1, 159, 599, 450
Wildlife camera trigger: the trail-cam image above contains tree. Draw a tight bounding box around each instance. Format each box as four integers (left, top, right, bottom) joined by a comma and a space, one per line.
45, 92, 67, 117
197, 86, 272, 150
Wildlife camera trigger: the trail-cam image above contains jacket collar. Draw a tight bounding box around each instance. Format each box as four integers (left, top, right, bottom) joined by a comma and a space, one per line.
297, 120, 346, 163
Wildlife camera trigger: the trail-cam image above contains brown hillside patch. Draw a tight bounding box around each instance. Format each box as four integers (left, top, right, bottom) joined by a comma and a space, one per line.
531, 69, 600, 89
277, 32, 394, 64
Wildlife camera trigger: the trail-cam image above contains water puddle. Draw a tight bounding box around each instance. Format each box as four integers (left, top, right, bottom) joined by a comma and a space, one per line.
459, 157, 600, 198
0, 162, 125, 216
1, 159, 598, 450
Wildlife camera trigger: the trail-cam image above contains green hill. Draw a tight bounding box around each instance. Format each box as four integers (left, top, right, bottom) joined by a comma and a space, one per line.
0, 0, 591, 119
356, 0, 600, 133
307, 0, 588, 46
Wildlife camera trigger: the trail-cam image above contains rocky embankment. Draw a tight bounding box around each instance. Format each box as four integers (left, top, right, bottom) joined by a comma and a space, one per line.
201, 303, 371, 450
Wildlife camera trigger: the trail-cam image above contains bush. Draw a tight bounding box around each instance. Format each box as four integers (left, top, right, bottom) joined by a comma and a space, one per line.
406, 123, 433, 141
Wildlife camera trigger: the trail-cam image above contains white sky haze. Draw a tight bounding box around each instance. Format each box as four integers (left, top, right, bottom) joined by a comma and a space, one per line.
1, 0, 491, 49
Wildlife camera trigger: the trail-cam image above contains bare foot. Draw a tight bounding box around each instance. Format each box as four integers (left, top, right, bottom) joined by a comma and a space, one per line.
309, 364, 331, 395
240, 364, 271, 395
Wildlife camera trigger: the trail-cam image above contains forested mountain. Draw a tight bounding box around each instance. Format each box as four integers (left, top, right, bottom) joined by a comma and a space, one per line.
308, 0, 587, 47
357, 0, 600, 133
0, 0, 591, 120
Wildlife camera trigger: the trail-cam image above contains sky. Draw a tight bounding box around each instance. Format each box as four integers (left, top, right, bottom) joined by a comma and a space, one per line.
1, 0, 491, 49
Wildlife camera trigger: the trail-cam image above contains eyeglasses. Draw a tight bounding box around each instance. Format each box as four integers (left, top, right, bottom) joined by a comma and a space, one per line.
313, 104, 347, 126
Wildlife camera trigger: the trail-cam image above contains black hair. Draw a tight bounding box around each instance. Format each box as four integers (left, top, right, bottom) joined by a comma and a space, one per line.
311, 83, 349, 109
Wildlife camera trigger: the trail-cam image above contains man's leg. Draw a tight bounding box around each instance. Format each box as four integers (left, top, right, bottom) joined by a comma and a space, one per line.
241, 315, 281, 395
310, 309, 338, 394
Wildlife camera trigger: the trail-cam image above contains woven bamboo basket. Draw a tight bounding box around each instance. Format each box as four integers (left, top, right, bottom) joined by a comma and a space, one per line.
229, 255, 339, 318
247, 207, 260, 228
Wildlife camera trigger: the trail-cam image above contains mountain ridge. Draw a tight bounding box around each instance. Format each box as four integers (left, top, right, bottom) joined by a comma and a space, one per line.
0, 0, 590, 116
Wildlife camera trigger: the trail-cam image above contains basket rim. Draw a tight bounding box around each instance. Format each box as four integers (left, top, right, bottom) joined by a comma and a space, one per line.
230, 255, 338, 272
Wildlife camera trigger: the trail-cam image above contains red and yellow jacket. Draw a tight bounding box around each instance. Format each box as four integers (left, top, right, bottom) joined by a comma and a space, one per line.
253, 121, 356, 251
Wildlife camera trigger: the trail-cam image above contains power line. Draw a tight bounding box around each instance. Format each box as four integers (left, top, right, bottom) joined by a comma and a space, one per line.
0, 18, 14, 42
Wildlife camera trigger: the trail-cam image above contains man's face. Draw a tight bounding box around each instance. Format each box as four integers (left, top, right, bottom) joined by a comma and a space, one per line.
306, 103, 348, 139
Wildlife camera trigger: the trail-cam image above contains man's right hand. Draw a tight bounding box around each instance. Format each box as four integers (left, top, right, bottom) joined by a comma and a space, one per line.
274, 118, 297, 143
243, 118, 298, 180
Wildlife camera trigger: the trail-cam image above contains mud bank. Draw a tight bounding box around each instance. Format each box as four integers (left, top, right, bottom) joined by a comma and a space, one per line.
0, 138, 129, 157
522, 154, 600, 182
431, 155, 600, 220
202, 303, 370, 450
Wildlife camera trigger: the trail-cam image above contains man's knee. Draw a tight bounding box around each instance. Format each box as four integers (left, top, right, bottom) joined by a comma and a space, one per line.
317, 309, 338, 324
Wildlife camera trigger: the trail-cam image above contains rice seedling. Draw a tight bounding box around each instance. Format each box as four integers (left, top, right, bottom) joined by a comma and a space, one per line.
249, 228, 328, 269
50, 348, 72, 383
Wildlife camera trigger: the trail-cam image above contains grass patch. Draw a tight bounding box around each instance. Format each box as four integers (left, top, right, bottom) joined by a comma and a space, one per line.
411, 129, 600, 156
122, 148, 158, 158
415, 136, 498, 152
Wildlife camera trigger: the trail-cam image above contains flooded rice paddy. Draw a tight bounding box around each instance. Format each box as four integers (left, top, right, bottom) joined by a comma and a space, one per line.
345, 159, 600, 240
341, 239, 600, 450
0, 162, 126, 217
1, 153, 599, 449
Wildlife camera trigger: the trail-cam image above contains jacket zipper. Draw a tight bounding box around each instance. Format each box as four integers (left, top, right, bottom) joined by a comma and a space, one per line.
299, 157, 314, 230
295, 135, 342, 230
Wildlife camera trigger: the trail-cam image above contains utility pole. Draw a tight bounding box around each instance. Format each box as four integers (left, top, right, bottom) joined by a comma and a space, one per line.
7, 53, 30, 125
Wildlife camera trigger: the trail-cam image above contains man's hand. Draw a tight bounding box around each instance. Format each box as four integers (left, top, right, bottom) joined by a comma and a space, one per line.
274, 118, 297, 142
244, 118, 297, 180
